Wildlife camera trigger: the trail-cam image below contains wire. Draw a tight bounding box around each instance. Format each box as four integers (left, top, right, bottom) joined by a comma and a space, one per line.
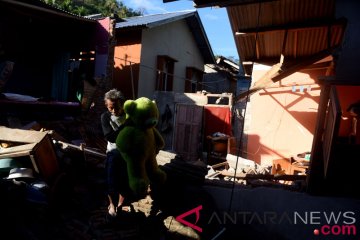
227, 2, 262, 213
114, 56, 225, 90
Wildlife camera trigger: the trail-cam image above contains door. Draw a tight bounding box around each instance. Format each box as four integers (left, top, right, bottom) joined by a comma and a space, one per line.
322, 86, 341, 177
173, 104, 203, 161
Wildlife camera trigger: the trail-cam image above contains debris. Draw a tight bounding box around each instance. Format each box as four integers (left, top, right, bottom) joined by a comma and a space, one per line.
55, 140, 106, 159
0, 126, 60, 185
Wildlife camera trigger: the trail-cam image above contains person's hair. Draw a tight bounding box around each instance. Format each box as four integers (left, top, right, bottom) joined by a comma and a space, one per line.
104, 89, 124, 102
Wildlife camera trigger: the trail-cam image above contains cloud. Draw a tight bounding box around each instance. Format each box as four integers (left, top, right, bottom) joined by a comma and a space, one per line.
203, 14, 219, 20
128, 0, 167, 13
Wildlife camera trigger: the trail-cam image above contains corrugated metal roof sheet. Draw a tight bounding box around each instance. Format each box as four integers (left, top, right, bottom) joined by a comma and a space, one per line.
222, 0, 347, 73
116, 10, 196, 29
227, 0, 346, 71
192, 0, 346, 74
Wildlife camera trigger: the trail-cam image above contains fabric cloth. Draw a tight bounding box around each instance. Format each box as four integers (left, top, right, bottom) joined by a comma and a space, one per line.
101, 111, 125, 152
204, 106, 232, 137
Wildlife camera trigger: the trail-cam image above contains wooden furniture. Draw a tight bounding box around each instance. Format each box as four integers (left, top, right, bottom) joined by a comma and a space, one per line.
206, 135, 229, 165
0, 127, 60, 185
272, 158, 308, 175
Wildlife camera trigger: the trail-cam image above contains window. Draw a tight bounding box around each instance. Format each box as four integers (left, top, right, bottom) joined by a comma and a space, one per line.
156, 55, 177, 91
185, 67, 204, 93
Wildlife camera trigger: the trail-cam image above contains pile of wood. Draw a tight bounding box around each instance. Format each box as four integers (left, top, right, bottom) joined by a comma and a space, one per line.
204, 153, 307, 190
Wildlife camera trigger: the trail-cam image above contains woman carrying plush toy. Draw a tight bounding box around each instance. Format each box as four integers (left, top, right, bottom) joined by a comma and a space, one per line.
100, 89, 129, 217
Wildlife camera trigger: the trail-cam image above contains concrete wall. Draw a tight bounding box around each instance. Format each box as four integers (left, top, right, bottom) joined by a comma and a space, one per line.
203, 64, 232, 94
139, 20, 205, 98
203, 185, 360, 240
245, 64, 324, 166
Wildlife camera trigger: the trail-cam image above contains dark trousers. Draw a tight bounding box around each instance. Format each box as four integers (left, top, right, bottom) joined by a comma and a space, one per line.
106, 149, 130, 206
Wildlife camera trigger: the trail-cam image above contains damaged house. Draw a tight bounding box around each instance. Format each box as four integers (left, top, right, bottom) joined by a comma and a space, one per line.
112, 10, 215, 100
164, 0, 360, 239
0, 0, 115, 123
1, 0, 360, 239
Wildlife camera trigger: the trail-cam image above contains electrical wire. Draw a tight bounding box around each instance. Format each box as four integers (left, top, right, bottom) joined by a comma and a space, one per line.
113, 56, 226, 90
227, 2, 262, 213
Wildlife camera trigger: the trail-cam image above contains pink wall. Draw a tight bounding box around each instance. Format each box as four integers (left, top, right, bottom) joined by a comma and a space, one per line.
246, 66, 325, 166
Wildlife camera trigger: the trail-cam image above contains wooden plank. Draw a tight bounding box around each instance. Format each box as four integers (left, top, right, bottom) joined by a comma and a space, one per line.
0, 126, 46, 143
219, 170, 307, 181
271, 46, 339, 82
0, 149, 33, 158
173, 104, 203, 161
33, 135, 59, 184
0, 143, 37, 156
56, 140, 106, 158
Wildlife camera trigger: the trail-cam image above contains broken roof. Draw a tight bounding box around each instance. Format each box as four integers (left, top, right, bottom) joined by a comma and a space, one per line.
115, 10, 215, 64
187, 0, 346, 76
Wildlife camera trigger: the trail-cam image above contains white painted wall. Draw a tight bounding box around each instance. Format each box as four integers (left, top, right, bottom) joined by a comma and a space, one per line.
138, 19, 205, 98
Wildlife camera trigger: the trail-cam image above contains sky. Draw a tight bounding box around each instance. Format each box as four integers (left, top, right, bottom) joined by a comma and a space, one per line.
122, 0, 239, 60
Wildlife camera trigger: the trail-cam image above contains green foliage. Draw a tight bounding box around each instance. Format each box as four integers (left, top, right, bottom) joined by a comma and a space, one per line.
44, 0, 141, 17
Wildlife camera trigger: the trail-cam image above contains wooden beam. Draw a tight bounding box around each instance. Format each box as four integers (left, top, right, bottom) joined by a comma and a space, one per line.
293, 31, 298, 58
281, 30, 288, 53
236, 62, 282, 100
219, 170, 307, 181
325, 61, 335, 76
236, 18, 347, 35
306, 84, 331, 193
235, 46, 339, 102
271, 46, 338, 81
280, 30, 288, 64
303, 61, 332, 70
255, 39, 260, 60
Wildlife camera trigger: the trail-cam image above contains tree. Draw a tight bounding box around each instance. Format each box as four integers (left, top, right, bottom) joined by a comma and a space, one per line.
45, 0, 141, 17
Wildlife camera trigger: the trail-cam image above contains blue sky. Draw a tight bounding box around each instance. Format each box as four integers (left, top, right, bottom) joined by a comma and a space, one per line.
122, 0, 239, 60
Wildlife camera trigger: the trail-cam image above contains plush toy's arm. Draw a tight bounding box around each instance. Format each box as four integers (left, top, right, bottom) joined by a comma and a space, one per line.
153, 128, 165, 153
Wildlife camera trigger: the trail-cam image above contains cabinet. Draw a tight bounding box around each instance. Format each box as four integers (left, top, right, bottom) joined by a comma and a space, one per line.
206, 135, 237, 166
0, 127, 59, 184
